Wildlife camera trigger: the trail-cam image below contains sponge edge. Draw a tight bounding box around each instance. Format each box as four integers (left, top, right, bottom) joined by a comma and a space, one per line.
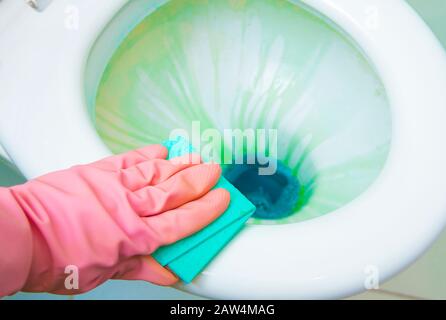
167, 214, 252, 283
152, 136, 256, 282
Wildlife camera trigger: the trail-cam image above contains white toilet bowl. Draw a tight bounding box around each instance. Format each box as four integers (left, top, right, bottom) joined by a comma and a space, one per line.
1, 0, 446, 299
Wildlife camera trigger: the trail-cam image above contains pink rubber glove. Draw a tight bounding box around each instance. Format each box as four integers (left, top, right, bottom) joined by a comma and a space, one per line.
0, 144, 230, 296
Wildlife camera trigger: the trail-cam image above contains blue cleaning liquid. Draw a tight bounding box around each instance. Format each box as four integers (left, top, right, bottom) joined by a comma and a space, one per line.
224, 160, 300, 220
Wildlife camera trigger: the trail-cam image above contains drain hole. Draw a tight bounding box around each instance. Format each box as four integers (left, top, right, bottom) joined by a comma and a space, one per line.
224, 160, 300, 220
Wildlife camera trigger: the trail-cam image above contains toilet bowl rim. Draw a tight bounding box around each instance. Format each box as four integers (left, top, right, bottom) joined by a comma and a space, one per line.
1, 0, 446, 299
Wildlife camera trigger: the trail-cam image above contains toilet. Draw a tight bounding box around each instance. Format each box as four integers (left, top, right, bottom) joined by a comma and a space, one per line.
1, 0, 446, 299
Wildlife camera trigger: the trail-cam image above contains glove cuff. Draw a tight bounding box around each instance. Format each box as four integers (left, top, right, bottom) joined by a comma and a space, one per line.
0, 187, 33, 297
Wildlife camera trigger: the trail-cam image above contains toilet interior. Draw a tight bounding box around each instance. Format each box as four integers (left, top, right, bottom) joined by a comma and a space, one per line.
0, 157, 26, 187
85, 0, 392, 225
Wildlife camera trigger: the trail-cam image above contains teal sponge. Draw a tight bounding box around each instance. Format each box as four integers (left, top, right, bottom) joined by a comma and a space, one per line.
152, 137, 256, 283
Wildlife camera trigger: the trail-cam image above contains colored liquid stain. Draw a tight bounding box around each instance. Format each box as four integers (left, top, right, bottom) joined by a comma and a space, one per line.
224, 160, 300, 220
90, 0, 392, 224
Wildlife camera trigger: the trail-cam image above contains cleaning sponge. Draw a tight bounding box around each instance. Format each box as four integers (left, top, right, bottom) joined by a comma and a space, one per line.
152, 136, 256, 282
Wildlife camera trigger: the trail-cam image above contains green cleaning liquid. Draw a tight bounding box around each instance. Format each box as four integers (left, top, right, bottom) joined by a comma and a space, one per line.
92, 0, 392, 225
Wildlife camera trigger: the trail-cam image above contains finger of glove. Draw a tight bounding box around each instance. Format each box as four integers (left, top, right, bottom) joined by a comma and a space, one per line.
120, 153, 202, 190
112, 256, 178, 286
128, 163, 222, 216
92, 145, 168, 171
144, 188, 230, 246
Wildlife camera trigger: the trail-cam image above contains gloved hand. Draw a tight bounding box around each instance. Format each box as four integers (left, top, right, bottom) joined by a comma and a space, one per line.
0, 144, 230, 296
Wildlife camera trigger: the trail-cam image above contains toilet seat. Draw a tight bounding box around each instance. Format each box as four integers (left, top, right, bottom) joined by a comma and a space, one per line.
1, 0, 446, 299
